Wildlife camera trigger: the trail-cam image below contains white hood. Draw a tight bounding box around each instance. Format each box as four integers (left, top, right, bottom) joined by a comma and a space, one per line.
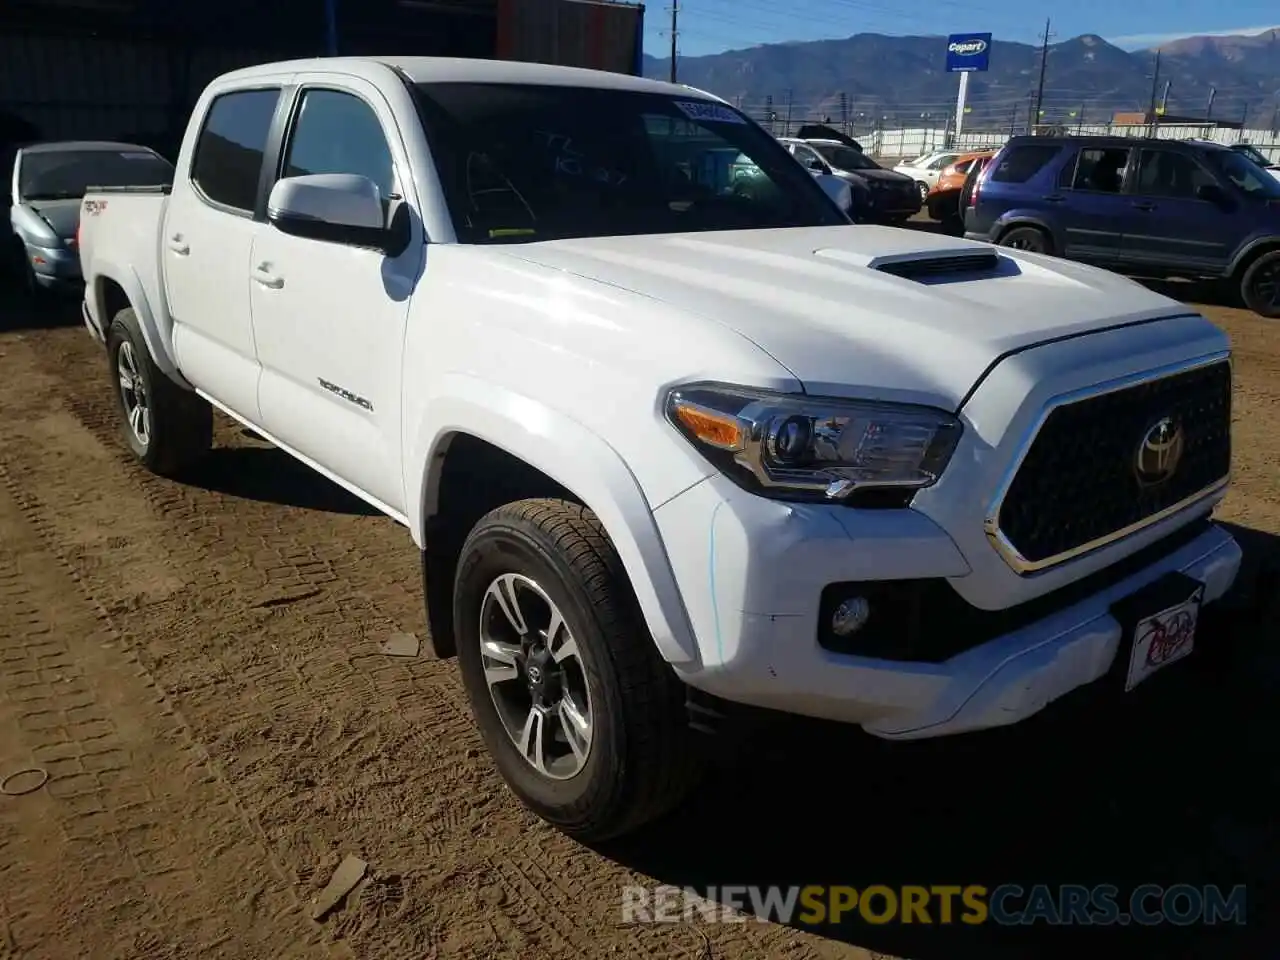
496, 225, 1196, 410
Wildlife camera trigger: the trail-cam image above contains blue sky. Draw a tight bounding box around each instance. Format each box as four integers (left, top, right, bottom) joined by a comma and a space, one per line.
645, 0, 1280, 58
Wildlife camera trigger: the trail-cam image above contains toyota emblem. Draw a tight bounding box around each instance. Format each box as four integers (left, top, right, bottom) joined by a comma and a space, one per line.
1134, 417, 1184, 486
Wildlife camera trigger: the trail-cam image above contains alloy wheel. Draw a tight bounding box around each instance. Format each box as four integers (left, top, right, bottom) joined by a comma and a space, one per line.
478, 573, 593, 781
116, 340, 151, 447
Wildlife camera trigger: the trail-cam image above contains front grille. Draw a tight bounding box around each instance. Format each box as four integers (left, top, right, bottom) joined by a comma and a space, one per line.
995, 359, 1232, 569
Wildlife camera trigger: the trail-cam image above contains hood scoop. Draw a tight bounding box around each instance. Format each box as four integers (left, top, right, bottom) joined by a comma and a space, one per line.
815, 245, 1005, 284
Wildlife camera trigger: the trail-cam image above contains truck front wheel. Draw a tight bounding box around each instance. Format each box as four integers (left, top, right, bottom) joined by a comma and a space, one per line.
453, 498, 699, 841
106, 308, 212, 477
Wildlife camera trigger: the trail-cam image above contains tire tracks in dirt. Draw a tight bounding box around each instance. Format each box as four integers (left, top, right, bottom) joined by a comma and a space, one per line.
5, 328, 836, 958
0, 456, 319, 959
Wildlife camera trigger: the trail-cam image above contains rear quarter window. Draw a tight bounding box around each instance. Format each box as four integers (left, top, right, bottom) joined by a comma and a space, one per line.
988, 144, 1061, 184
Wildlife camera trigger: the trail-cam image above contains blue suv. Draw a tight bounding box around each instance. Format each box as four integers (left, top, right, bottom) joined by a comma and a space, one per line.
963, 135, 1280, 317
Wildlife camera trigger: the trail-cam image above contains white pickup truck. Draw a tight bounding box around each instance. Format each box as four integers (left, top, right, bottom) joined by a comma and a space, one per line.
79, 56, 1241, 841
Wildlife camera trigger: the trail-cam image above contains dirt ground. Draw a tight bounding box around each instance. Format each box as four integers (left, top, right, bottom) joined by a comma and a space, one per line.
0, 269, 1277, 960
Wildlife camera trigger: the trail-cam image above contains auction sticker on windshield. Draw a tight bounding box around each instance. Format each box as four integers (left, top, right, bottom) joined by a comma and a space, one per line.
1124, 584, 1203, 692
673, 101, 746, 125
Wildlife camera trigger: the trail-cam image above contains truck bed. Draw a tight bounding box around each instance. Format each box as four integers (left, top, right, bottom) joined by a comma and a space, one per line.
78, 188, 171, 349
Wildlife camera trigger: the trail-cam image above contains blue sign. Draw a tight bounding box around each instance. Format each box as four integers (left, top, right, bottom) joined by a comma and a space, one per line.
945, 33, 992, 72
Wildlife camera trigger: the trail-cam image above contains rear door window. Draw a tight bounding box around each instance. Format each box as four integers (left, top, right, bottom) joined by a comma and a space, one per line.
1063, 147, 1132, 194
988, 144, 1061, 184
190, 87, 280, 213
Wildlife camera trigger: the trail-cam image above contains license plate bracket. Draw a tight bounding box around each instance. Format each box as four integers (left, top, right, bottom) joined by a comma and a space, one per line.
1109, 572, 1204, 693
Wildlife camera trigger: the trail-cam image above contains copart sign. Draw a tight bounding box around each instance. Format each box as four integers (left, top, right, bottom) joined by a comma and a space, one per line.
945, 33, 992, 72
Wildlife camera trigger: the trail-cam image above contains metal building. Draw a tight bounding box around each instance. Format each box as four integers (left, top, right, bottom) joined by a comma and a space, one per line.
1, 0, 644, 162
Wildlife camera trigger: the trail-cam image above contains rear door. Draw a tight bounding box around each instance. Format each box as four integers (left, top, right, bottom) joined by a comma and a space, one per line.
1052, 144, 1134, 261
1117, 147, 1236, 273
164, 83, 285, 421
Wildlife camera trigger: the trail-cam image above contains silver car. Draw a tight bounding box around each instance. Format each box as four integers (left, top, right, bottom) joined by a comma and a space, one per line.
8, 141, 172, 297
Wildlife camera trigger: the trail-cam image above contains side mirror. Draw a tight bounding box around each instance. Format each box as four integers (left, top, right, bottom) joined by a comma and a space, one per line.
267, 173, 408, 255
1196, 182, 1228, 205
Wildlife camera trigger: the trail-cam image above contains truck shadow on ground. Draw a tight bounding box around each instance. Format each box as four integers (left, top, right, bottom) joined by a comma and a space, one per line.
184, 445, 382, 517
602, 522, 1279, 960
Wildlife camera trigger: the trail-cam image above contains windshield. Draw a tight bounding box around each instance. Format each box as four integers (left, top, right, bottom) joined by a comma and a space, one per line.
811, 143, 878, 172
1232, 144, 1271, 167
410, 83, 847, 244
1208, 149, 1280, 199
18, 149, 173, 200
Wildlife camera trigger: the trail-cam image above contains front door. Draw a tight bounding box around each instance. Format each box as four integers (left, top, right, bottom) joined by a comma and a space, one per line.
1117, 147, 1236, 274
1054, 145, 1133, 262
164, 85, 281, 421
249, 79, 425, 515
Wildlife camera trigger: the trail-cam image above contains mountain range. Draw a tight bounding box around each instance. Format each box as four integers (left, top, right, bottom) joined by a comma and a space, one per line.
643, 30, 1280, 130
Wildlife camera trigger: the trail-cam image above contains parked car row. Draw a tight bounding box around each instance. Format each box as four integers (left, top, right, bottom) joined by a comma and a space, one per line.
776, 129, 922, 223
962, 134, 1280, 317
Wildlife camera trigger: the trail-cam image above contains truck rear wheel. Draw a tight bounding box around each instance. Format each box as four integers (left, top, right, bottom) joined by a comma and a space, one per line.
452, 498, 699, 841
106, 308, 212, 478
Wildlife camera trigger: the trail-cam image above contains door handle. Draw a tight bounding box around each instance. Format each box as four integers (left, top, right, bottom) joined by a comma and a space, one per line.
252, 264, 283, 289
1042, 194, 1066, 203
167, 234, 189, 255
1132, 201, 1156, 212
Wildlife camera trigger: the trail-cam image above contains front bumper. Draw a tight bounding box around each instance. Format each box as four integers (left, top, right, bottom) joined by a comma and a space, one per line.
654, 473, 1241, 740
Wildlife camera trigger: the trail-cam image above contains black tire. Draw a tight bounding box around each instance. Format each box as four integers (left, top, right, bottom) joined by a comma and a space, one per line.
998, 225, 1053, 255
453, 498, 699, 841
1239, 250, 1280, 319
105, 307, 212, 477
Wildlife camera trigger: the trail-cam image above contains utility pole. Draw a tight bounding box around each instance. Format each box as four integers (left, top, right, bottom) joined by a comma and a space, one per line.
840, 91, 849, 133
1031, 18, 1052, 133
668, 3, 678, 83
1146, 49, 1162, 134
1154, 78, 1171, 133
1206, 86, 1216, 121
1008, 101, 1019, 136
784, 89, 793, 136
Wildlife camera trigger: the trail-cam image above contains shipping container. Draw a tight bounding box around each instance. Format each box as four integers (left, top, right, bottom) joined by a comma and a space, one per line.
496, 0, 644, 76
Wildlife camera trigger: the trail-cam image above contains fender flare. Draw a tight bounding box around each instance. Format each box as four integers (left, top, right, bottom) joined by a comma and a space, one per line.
1227, 236, 1280, 277
992, 215, 1058, 251
89, 261, 190, 386
407, 374, 702, 668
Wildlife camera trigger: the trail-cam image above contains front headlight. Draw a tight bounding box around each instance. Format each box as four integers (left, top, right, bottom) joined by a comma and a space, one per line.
665, 383, 962, 504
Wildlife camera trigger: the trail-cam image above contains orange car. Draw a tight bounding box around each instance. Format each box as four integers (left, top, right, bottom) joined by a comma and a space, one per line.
926, 149, 997, 224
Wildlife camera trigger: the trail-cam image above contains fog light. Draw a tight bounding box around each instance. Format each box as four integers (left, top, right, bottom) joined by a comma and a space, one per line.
831, 596, 871, 636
